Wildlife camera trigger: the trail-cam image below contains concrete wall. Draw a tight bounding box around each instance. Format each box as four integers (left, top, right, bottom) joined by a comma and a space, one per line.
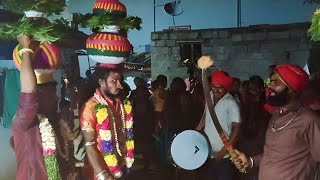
67, 0, 317, 53
151, 23, 310, 83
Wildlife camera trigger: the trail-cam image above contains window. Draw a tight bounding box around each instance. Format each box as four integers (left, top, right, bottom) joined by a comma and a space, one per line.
179, 43, 202, 64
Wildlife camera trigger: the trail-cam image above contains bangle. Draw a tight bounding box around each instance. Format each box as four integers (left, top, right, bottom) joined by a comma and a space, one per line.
249, 157, 254, 168
84, 141, 96, 146
18, 48, 34, 56
96, 170, 108, 180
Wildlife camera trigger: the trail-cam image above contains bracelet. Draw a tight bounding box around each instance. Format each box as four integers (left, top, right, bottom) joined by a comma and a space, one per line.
18, 48, 34, 56
249, 157, 254, 168
81, 127, 95, 132
84, 141, 96, 146
96, 170, 108, 180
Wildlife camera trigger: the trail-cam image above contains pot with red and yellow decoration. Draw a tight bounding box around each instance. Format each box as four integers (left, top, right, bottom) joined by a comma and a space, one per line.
86, 29, 131, 64
93, 0, 127, 18
13, 42, 61, 84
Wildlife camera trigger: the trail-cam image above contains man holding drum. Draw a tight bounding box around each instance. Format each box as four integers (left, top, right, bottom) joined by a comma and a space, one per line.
196, 69, 241, 180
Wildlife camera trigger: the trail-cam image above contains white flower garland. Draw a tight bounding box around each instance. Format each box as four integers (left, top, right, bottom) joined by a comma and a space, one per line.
38, 114, 61, 180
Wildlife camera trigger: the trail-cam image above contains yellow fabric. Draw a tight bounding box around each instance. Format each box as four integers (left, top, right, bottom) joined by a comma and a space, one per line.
36, 73, 55, 84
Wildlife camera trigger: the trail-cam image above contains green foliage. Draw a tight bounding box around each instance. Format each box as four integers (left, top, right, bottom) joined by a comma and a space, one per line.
94, 104, 107, 114
308, 9, 320, 41
304, 0, 320, 3
0, 17, 74, 44
3, 0, 66, 16
44, 155, 61, 180
78, 13, 142, 33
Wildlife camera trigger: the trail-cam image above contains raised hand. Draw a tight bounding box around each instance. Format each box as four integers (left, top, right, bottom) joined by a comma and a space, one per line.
17, 34, 31, 48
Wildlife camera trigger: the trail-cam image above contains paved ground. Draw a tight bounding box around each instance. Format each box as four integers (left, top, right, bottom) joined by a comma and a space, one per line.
127, 154, 199, 180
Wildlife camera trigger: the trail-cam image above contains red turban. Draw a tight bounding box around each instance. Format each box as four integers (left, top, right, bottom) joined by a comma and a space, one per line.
275, 64, 309, 93
211, 70, 233, 91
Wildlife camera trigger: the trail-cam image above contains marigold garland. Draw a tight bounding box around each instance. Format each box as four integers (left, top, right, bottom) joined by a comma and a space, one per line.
94, 93, 134, 178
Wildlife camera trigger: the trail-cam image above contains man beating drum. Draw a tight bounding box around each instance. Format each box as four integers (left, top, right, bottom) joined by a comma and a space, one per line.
195, 56, 242, 180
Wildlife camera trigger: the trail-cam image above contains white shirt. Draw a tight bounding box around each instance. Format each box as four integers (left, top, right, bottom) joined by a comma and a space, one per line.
204, 92, 241, 156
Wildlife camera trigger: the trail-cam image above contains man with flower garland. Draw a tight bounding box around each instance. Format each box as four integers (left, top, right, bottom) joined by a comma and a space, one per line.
80, 66, 134, 180
11, 35, 77, 180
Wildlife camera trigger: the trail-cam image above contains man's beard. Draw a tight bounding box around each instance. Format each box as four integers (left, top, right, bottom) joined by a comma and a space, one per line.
103, 89, 121, 100
266, 87, 289, 106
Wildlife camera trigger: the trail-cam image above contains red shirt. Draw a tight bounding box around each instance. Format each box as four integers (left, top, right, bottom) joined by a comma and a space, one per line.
11, 92, 48, 180
80, 89, 126, 178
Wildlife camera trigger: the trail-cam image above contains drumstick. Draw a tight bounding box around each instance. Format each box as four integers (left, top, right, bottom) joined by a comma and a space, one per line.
198, 55, 246, 173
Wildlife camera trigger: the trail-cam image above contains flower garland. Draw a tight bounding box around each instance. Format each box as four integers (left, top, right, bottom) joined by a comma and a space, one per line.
38, 114, 61, 180
308, 8, 320, 41
94, 93, 134, 178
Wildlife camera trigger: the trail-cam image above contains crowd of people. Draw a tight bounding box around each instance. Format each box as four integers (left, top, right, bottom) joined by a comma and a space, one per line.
10, 35, 320, 180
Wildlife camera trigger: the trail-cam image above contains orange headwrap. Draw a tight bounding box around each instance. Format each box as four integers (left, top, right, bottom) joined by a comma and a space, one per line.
211, 70, 233, 91
275, 64, 309, 93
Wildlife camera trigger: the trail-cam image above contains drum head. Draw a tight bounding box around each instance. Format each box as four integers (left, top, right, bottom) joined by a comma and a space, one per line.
170, 130, 209, 170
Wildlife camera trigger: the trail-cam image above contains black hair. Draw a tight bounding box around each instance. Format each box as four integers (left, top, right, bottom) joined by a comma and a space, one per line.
85, 69, 92, 77
241, 80, 250, 89
157, 74, 167, 82
171, 77, 186, 93
249, 75, 264, 89
233, 77, 241, 84
269, 64, 277, 69
156, 74, 167, 87
134, 77, 146, 87
95, 67, 112, 81
94, 67, 122, 88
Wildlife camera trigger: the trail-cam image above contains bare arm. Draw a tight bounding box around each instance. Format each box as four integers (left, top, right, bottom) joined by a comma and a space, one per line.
229, 122, 240, 146
11, 35, 39, 132
82, 130, 114, 180
80, 101, 114, 180
18, 35, 36, 93
214, 122, 240, 160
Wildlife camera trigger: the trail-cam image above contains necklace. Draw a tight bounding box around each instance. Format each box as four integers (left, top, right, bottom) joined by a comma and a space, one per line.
271, 110, 300, 132
107, 103, 126, 157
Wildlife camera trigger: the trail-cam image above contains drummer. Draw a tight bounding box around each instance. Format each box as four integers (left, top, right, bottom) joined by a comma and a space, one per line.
196, 70, 241, 180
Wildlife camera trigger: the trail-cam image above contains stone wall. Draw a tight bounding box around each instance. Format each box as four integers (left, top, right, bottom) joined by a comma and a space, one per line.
151, 23, 310, 84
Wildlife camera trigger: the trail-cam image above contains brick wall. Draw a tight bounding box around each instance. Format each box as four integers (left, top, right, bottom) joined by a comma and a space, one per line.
151, 22, 310, 84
